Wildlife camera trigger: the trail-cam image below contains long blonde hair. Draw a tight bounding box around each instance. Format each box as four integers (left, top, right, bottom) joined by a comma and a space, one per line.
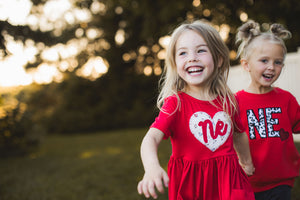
157, 20, 237, 116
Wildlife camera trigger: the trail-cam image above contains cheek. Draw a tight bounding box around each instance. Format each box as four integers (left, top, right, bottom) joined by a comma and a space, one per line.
275, 68, 283, 76
175, 57, 184, 68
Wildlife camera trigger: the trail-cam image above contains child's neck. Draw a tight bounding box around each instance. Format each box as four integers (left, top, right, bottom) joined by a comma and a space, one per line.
246, 85, 274, 94
183, 87, 216, 101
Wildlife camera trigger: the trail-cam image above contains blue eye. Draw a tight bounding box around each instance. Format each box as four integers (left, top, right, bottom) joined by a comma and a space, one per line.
260, 59, 268, 64
178, 51, 186, 56
197, 49, 206, 53
274, 60, 284, 66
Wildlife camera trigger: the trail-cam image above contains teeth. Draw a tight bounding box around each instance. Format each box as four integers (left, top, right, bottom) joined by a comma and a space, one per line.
187, 66, 203, 73
263, 74, 273, 78
188, 68, 201, 72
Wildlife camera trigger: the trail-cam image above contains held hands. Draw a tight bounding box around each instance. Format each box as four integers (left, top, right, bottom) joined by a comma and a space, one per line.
137, 166, 169, 199
240, 162, 255, 176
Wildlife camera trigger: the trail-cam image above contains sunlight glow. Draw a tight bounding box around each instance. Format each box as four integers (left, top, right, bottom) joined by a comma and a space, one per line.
76, 56, 109, 81
143, 66, 152, 76
151, 44, 160, 53
239, 12, 248, 22
138, 46, 148, 55
115, 6, 123, 15
219, 24, 230, 41
153, 65, 162, 76
90, 1, 106, 15
86, 28, 103, 40
192, 0, 201, 7
157, 49, 166, 60
158, 36, 171, 49
43, 0, 71, 22
0, 37, 39, 87
115, 29, 125, 45
229, 50, 237, 60
73, 8, 92, 22
203, 9, 211, 17
30, 64, 63, 84
122, 53, 131, 62
41, 48, 60, 62
0, 0, 107, 87
0, 58, 32, 87
0, 0, 32, 25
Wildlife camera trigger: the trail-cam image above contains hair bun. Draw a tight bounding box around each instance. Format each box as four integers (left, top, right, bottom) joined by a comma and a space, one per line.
236, 20, 260, 43
270, 23, 292, 40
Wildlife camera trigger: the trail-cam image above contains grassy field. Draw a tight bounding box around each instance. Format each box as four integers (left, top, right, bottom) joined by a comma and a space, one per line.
0, 128, 300, 200
0, 128, 171, 200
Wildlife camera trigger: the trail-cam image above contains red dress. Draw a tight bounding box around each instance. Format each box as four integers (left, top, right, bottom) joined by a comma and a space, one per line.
151, 92, 254, 200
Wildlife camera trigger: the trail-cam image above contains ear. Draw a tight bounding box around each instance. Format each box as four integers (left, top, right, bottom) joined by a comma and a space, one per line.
217, 57, 223, 68
240, 59, 250, 72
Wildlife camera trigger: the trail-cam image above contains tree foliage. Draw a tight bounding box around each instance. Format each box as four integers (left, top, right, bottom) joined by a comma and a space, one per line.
0, 0, 300, 136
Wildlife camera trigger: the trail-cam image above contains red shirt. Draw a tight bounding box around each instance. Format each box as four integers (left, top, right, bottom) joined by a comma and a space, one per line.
236, 88, 300, 192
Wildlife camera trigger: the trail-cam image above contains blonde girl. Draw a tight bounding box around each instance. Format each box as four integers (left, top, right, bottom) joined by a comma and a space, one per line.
137, 20, 255, 200
235, 20, 300, 200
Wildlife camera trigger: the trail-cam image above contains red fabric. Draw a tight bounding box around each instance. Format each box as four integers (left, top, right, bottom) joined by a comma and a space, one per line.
151, 92, 254, 199
236, 88, 300, 192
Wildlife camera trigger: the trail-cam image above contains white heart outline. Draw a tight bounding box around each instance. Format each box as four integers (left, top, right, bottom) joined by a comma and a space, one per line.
189, 111, 231, 152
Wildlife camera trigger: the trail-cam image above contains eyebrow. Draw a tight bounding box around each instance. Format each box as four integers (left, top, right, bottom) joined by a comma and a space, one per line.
176, 44, 208, 51
258, 56, 284, 60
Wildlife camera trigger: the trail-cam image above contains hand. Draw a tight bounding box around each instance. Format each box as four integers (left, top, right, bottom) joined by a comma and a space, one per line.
137, 166, 169, 199
241, 162, 255, 176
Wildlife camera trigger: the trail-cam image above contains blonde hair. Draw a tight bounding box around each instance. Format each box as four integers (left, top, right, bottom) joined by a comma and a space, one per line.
236, 20, 291, 60
157, 20, 237, 116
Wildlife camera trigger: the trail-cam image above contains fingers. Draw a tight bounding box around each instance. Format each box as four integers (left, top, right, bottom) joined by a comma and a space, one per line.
137, 180, 158, 199
137, 176, 169, 199
162, 171, 169, 188
147, 181, 158, 199
243, 165, 255, 176
137, 181, 143, 195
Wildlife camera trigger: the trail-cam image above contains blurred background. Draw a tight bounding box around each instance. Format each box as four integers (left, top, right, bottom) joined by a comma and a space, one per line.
0, 0, 300, 199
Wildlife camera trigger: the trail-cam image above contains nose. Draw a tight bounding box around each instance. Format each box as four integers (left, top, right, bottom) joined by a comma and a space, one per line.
267, 63, 275, 70
188, 58, 199, 62
188, 53, 199, 62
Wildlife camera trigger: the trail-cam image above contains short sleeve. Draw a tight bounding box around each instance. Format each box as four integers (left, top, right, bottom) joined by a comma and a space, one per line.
233, 103, 246, 133
150, 95, 178, 139
288, 95, 300, 133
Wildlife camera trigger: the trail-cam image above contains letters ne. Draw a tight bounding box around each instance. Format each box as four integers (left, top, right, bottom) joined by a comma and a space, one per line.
247, 107, 281, 139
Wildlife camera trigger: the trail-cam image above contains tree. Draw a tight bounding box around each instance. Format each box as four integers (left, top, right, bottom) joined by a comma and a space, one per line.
0, 0, 300, 134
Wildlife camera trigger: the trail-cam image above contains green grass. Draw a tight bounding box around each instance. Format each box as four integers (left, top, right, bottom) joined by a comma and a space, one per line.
0, 129, 300, 200
0, 128, 171, 200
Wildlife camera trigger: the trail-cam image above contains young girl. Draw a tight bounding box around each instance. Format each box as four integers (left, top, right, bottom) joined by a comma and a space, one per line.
137, 20, 255, 200
235, 20, 300, 200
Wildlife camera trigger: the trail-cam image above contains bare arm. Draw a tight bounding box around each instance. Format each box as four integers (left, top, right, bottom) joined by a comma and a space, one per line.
233, 131, 255, 176
137, 128, 169, 199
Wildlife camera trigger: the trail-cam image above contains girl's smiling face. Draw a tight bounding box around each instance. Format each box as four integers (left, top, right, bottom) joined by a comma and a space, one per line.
175, 30, 215, 94
242, 39, 285, 93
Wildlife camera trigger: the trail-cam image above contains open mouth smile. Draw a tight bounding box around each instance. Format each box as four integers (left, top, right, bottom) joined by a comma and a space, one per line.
262, 74, 274, 80
186, 66, 204, 74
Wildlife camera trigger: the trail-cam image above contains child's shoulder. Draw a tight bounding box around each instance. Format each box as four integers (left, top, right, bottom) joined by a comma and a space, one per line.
163, 93, 180, 106
167, 92, 187, 100
235, 89, 245, 96
272, 87, 297, 99
273, 87, 291, 95
235, 89, 247, 100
